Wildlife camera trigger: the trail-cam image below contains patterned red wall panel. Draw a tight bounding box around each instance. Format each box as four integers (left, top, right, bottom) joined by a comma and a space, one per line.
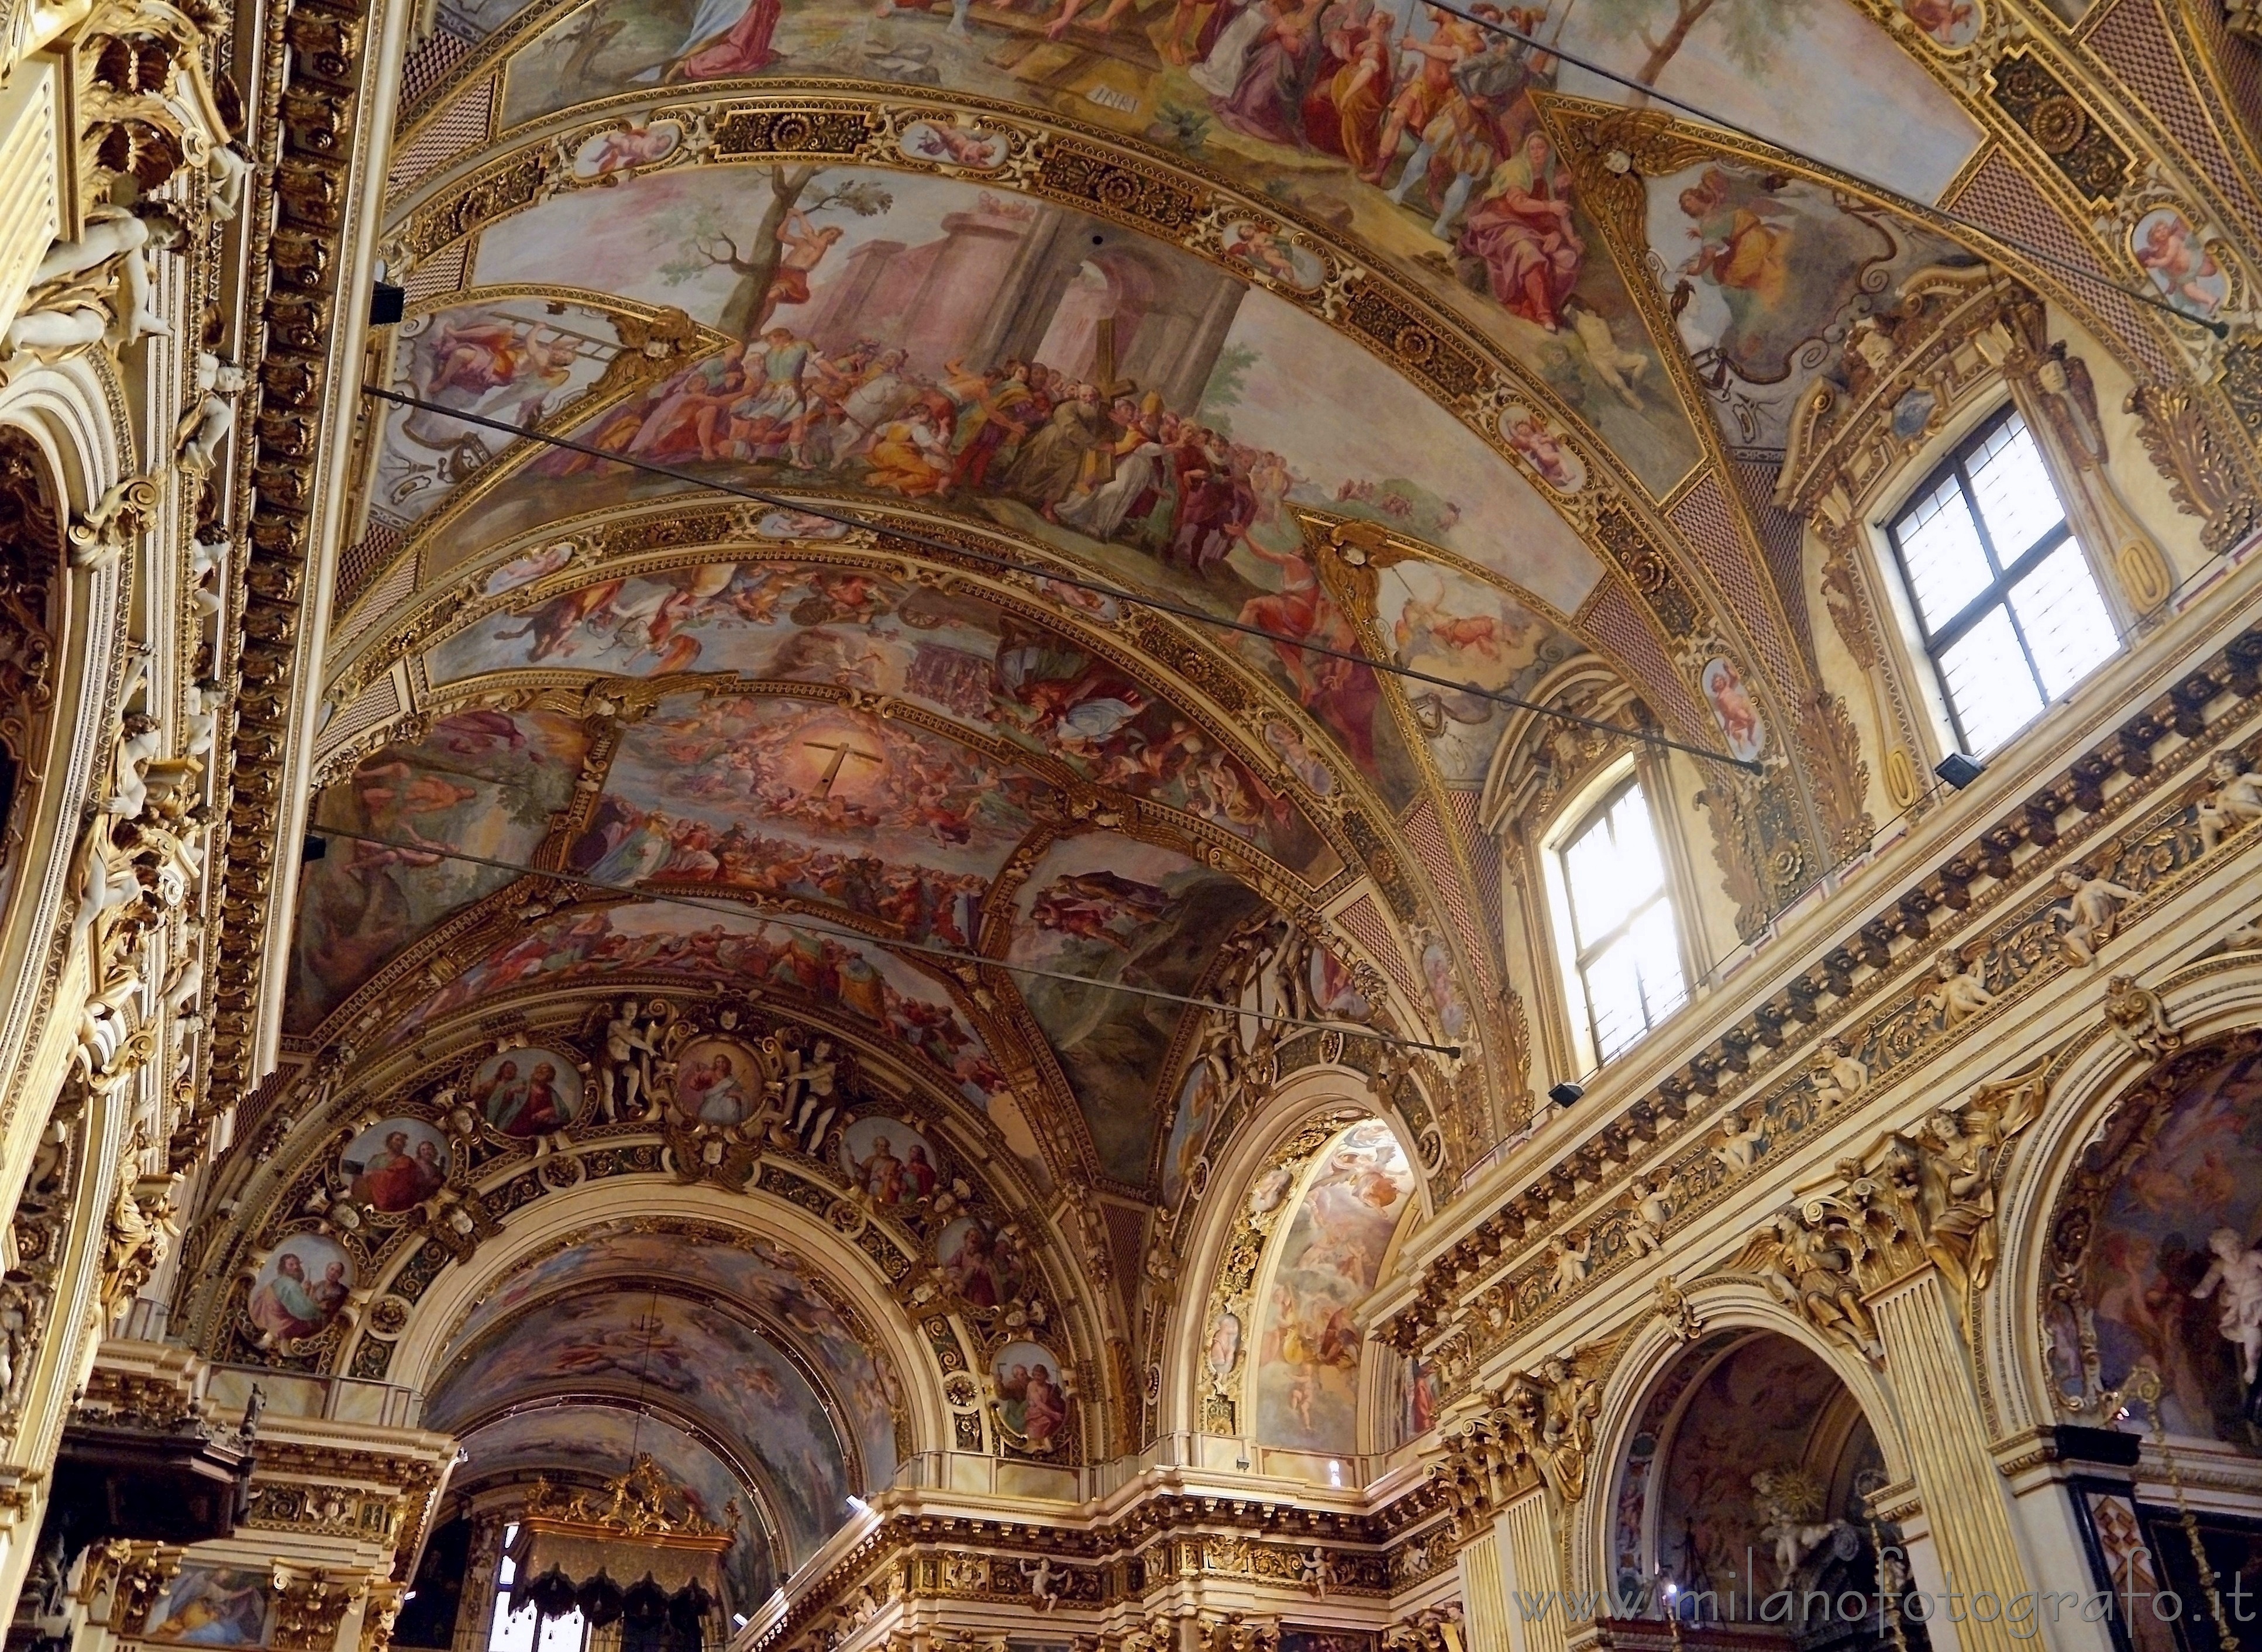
1668, 470, 1806, 696
400, 30, 472, 112
1339, 893, 1419, 1004
1403, 796, 1497, 1003
2087, 0, 2262, 249
2186, 5, 2262, 140
387, 75, 496, 205
1945, 150, 2178, 383
1730, 457, 1818, 675
1572, 576, 1707, 739
1445, 789, 1506, 972
334, 519, 405, 614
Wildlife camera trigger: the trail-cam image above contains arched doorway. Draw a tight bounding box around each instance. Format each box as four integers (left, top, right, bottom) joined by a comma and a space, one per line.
1609, 1331, 1924, 1652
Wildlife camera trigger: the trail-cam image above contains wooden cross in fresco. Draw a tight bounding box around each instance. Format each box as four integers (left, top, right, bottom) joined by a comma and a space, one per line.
802, 737, 883, 799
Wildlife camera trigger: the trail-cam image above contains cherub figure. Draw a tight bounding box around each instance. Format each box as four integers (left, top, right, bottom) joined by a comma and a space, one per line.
1713, 1103, 1768, 1176
1020, 1557, 1062, 1610
1630, 1171, 1672, 1255
2054, 863, 2139, 965
1924, 952, 1994, 1027
174, 353, 248, 477
2191, 1226, 2262, 1388
1550, 1232, 1591, 1292
1809, 1037, 1868, 1108
2198, 752, 2262, 853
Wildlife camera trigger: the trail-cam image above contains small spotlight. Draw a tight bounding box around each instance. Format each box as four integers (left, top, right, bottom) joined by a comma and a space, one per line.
1934, 752, 1985, 790
733, 1617, 749, 1630
845, 1495, 869, 1516
301, 833, 328, 861
1548, 1081, 1584, 1107
369, 281, 407, 326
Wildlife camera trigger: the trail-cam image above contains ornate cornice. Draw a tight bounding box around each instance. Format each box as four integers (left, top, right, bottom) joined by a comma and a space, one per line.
1376, 611, 2262, 1381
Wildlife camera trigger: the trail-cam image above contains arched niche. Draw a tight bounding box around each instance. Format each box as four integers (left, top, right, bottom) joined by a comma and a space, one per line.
1597, 1326, 1922, 1648
2029, 1029, 2262, 1460
370, 1182, 950, 1473
1166, 1062, 1430, 1481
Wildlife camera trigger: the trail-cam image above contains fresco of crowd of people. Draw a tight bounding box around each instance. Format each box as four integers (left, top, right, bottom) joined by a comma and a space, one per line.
553, 332, 1310, 569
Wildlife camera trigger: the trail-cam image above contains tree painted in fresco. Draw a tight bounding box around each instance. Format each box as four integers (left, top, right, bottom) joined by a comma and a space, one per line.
1581, 0, 1801, 95
660, 167, 893, 339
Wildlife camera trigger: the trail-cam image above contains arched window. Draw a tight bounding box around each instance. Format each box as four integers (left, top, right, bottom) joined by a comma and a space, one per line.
1548, 775, 1686, 1068
1884, 405, 2118, 756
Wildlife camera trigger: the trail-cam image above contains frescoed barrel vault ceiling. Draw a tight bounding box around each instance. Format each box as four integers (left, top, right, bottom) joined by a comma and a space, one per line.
161, 0, 2262, 1591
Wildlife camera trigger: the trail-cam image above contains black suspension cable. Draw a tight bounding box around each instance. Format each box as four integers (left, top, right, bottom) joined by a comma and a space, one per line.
1415, 0, 2233, 338
308, 824, 1466, 1055
361, 384, 1763, 774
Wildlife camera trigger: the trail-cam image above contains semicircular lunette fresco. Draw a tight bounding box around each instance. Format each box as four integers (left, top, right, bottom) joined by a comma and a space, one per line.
422, 557, 1342, 875
1252, 1117, 1414, 1454
455, 1402, 779, 1608
442, 1223, 906, 1482
385, 162, 1620, 804
2048, 1042, 2262, 1457
415, 0, 1982, 491
424, 1288, 859, 1559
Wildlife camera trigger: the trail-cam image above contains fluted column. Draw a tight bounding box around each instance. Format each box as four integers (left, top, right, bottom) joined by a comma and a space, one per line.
1495, 1488, 1566, 1652
1867, 1270, 2042, 1652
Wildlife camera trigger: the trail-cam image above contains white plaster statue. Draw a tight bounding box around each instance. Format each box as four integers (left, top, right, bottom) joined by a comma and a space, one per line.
1924, 953, 1994, 1027
174, 353, 247, 477
2054, 864, 2139, 965
1630, 1172, 1671, 1255
1300, 1546, 1331, 1597
13, 208, 181, 350
1713, 1104, 1768, 1177
1809, 1037, 1868, 1108
1021, 1557, 1061, 1610
105, 711, 165, 821
1752, 1467, 1844, 1589
207, 143, 252, 221
1550, 1232, 1591, 1292
2191, 1226, 2262, 1388
183, 680, 224, 758
2198, 752, 2262, 853
598, 999, 659, 1120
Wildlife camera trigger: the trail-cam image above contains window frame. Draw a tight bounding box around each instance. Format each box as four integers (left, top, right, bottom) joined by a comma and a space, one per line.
1541, 768, 1687, 1074
1879, 402, 2115, 756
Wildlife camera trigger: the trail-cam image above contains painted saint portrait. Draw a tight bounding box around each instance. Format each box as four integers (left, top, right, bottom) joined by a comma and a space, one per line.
246, 1236, 354, 1344
573, 116, 682, 180
1899, 0, 1981, 46
471, 1046, 584, 1137
673, 1037, 765, 1128
1701, 657, 1767, 763
341, 1117, 449, 1212
483, 539, 575, 595
841, 1116, 940, 1205
993, 1340, 1069, 1446
938, 1216, 1025, 1310
143, 1567, 276, 1648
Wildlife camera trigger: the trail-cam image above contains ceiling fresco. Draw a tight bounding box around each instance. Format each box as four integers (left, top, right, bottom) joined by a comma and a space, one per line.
440, 1222, 907, 1482
395, 0, 1985, 498
424, 1287, 859, 1561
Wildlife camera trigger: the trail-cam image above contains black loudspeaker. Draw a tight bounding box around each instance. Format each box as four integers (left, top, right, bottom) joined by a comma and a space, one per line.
368, 281, 407, 326
1934, 751, 1986, 790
